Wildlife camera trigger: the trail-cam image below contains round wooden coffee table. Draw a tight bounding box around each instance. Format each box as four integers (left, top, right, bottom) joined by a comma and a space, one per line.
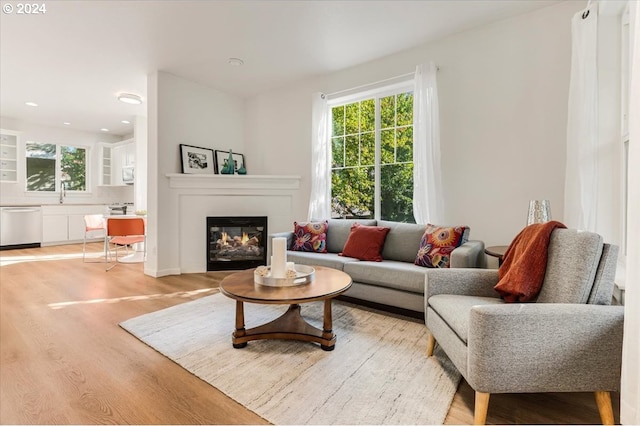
220, 265, 352, 351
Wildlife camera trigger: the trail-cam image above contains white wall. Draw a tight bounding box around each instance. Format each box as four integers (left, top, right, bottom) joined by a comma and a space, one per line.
245, 1, 584, 247
146, 71, 245, 276
0, 116, 130, 206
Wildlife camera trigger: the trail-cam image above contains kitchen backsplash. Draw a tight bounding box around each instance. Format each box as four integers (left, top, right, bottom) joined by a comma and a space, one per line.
0, 183, 134, 206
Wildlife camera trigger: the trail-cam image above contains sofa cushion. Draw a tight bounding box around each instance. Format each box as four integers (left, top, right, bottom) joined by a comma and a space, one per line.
428, 294, 504, 344
536, 229, 603, 304
286, 251, 359, 271
290, 221, 328, 253
340, 223, 390, 262
378, 220, 427, 263
415, 224, 469, 268
344, 260, 427, 294
323, 219, 377, 253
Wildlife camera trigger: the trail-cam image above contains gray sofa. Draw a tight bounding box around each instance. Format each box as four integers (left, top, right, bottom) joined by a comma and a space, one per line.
270, 219, 485, 314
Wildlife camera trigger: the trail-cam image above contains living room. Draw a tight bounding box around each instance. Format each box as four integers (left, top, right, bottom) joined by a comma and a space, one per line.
1, 0, 638, 424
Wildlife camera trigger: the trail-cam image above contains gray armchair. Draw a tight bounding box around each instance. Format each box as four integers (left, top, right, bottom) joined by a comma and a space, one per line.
425, 229, 624, 425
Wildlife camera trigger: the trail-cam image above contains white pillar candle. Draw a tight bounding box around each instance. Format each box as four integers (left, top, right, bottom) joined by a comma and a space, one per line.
286, 261, 295, 271
271, 237, 287, 278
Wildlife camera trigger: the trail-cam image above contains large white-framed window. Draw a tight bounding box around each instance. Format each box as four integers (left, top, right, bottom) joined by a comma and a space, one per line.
328, 81, 415, 222
25, 141, 89, 192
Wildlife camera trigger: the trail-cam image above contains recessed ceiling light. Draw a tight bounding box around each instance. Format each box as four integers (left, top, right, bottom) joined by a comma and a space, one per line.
117, 93, 143, 105
25, 101, 38, 107
121, 120, 131, 124
63, 122, 71, 126
228, 58, 244, 66
100, 128, 109, 132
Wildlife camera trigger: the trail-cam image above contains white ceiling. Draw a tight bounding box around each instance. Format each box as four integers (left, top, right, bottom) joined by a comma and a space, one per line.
0, 0, 561, 137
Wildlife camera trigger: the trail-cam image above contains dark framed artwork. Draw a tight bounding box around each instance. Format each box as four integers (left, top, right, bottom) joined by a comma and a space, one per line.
179, 144, 215, 174
214, 150, 246, 174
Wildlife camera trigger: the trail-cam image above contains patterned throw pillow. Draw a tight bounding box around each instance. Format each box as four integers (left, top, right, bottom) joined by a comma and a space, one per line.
339, 223, 391, 262
290, 221, 328, 253
414, 224, 469, 268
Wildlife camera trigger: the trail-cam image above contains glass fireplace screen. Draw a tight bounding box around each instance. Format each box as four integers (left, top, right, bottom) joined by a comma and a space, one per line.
207, 216, 267, 271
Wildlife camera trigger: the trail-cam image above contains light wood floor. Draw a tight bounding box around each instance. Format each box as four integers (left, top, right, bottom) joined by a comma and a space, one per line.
0, 243, 619, 425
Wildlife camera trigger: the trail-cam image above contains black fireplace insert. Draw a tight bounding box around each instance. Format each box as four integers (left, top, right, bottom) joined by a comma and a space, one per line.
207, 216, 268, 271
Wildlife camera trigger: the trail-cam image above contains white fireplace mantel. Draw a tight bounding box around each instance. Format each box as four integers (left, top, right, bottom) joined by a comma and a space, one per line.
163, 173, 303, 275
166, 173, 301, 190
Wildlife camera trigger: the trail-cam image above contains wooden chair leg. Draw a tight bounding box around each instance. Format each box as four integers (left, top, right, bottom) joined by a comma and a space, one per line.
474, 391, 490, 425
426, 332, 435, 357
594, 391, 614, 425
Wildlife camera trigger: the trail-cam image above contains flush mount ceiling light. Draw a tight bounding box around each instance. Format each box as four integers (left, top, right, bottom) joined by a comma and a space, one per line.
228, 57, 244, 66
25, 101, 38, 107
63, 122, 71, 126
100, 128, 109, 132
117, 93, 143, 105
121, 120, 131, 124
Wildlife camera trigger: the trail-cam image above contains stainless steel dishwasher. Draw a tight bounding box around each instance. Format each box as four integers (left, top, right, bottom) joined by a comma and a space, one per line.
0, 206, 42, 249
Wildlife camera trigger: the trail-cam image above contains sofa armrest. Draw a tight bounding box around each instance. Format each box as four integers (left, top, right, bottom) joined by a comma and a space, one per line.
451, 240, 486, 268
425, 268, 500, 301
467, 304, 624, 393
268, 232, 294, 252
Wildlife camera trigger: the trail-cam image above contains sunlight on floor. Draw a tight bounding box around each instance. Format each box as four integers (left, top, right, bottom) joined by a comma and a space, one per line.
48, 287, 219, 310
0, 251, 105, 266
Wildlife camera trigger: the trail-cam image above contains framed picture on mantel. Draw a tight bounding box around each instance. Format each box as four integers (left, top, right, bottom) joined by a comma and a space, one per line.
179, 144, 215, 174
214, 150, 246, 174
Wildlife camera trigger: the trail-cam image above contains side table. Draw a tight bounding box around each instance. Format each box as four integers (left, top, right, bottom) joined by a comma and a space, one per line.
484, 245, 509, 267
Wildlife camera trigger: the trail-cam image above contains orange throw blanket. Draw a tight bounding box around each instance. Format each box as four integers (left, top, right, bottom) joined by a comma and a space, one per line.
494, 221, 566, 302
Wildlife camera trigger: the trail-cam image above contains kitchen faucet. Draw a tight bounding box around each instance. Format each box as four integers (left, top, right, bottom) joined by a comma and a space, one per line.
59, 182, 66, 204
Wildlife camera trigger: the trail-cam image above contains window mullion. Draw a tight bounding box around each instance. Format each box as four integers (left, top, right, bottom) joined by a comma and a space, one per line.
56, 144, 62, 192
374, 97, 381, 221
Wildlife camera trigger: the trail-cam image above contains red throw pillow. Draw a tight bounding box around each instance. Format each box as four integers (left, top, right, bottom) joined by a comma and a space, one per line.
339, 223, 390, 262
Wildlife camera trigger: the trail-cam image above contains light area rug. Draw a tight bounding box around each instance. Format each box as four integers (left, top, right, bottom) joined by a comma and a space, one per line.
120, 293, 461, 425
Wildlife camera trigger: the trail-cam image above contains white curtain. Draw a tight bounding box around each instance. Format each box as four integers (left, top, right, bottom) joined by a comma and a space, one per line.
308, 92, 331, 220
564, 6, 599, 231
621, 1, 640, 423
413, 62, 444, 225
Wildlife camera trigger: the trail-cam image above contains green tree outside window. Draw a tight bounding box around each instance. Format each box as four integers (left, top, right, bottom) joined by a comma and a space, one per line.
331, 91, 415, 222
26, 142, 87, 192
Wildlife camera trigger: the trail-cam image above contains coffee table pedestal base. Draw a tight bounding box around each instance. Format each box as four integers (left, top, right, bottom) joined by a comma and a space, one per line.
232, 301, 337, 351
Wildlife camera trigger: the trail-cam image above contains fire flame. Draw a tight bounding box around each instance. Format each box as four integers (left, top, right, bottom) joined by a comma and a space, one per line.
220, 231, 250, 246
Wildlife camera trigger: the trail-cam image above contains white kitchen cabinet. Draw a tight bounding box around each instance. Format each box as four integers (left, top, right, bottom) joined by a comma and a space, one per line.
68, 214, 89, 241
42, 206, 69, 243
0, 129, 19, 183
99, 144, 112, 185
123, 140, 135, 167
99, 138, 134, 186
42, 205, 106, 245
42, 215, 69, 243
112, 139, 135, 185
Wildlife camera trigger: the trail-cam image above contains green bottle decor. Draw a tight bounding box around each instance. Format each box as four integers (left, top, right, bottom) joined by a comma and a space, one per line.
221, 149, 235, 174
237, 162, 247, 175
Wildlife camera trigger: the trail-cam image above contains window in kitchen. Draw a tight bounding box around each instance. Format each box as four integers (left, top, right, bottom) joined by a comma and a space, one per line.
329, 85, 414, 222
26, 142, 87, 192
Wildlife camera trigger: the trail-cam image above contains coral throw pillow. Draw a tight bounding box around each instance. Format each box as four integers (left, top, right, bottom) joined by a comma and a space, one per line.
291, 221, 328, 253
415, 224, 469, 268
339, 223, 390, 262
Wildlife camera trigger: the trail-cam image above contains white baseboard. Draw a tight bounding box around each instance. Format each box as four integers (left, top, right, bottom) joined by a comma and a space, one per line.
144, 267, 181, 277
